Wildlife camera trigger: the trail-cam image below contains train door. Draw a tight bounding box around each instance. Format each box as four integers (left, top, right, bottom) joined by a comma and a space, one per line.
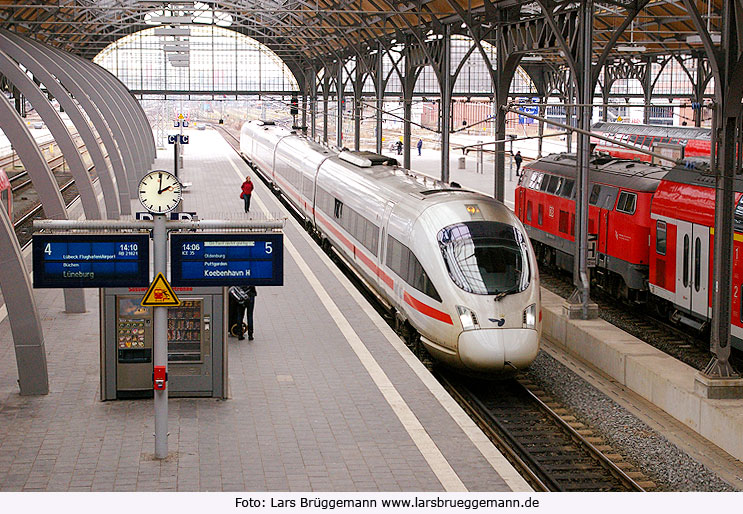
691, 224, 710, 317
378, 201, 395, 288
675, 221, 710, 317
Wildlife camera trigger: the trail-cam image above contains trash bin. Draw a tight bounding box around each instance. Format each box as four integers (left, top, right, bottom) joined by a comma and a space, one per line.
458, 156, 466, 169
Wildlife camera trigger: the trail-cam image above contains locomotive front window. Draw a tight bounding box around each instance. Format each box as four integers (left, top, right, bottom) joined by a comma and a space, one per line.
656, 221, 667, 255
437, 221, 530, 296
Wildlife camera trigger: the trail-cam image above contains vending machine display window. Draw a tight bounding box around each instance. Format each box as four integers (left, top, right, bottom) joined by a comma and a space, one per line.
167, 299, 203, 362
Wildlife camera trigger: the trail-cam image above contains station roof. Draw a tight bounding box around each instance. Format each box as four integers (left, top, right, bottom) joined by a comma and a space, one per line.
0, 1, 723, 64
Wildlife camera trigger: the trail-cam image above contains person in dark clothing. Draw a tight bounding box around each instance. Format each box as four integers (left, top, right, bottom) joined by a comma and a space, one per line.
230, 285, 257, 340
396, 140, 403, 155
240, 175, 254, 212
417, 138, 423, 156
514, 151, 523, 175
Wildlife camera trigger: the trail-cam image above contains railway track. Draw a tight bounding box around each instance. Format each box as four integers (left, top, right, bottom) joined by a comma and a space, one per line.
215, 123, 655, 491
437, 371, 651, 491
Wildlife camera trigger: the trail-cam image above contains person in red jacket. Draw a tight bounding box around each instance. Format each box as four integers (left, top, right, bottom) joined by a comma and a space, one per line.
240, 175, 254, 212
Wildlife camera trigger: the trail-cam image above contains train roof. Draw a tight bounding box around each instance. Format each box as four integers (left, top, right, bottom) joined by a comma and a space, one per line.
525, 153, 669, 192
591, 121, 711, 141
660, 163, 743, 192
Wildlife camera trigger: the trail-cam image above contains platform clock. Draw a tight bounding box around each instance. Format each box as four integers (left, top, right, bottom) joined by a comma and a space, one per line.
138, 170, 182, 214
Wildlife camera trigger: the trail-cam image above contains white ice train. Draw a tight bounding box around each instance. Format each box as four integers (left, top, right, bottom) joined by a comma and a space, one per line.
240, 120, 541, 375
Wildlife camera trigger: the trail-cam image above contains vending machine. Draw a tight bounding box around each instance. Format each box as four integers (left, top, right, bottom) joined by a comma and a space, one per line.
100, 287, 227, 400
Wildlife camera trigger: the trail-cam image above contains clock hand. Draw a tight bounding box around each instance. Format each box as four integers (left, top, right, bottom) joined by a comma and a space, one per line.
160, 185, 174, 193
158, 173, 164, 194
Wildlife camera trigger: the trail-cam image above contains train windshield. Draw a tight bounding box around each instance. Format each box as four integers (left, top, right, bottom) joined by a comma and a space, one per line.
437, 221, 530, 296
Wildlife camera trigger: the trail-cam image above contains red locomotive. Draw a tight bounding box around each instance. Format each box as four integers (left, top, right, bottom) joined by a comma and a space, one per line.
516, 154, 743, 351
591, 122, 711, 161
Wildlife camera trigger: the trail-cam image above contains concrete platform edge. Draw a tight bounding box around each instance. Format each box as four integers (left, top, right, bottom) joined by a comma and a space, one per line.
540, 287, 743, 462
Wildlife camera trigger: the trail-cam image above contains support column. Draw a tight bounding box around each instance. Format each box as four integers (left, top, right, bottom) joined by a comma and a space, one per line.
441, 25, 452, 183
376, 42, 384, 154
643, 57, 652, 125
337, 63, 344, 148
570, 0, 595, 319
566, 76, 574, 153
322, 75, 329, 144
0, 205, 48, 395
538, 97, 545, 158
0, 93, 85, 313
301, 93, 307, 135
694, 54, 705, 127
0, 49, 101, 220
403, 36, 413, 169
310, 87, 317, 140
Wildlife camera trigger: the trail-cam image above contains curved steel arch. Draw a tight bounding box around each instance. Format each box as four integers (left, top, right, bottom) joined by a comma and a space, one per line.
0, 31, 122, 218
3, 30, 133, 214
0, 92, 86, 315
0, 50, 102, 220
0, 205, 48, 395
71, 54, 154, 177
30, 39, 143, 201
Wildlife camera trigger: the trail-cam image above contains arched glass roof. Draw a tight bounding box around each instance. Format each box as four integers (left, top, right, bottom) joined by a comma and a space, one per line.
94, 26, 298, 94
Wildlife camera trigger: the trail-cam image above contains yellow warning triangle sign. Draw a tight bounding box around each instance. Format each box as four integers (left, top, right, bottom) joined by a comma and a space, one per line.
141, 272, 181, 307
178, 114, 184, 119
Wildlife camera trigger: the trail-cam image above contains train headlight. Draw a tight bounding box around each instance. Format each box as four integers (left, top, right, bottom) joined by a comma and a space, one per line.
523, 303, 537, 329
457, 305, 480, 331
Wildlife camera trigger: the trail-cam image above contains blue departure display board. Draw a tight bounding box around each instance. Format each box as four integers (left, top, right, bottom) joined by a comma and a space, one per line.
33, 234, 150, 288
170, 233, 283, 287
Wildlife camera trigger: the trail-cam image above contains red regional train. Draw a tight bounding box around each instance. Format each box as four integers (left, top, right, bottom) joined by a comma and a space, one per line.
591, 122, 711, 161
516, 153, 743, 350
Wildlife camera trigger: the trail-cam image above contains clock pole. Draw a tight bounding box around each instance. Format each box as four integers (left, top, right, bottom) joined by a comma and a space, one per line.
153, 213, 168, 459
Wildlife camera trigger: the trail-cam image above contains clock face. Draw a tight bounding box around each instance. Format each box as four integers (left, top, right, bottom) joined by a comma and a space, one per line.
138, 170, 182, 214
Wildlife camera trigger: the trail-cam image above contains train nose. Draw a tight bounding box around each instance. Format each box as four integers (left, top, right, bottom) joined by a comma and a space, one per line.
458, 329, 539, 372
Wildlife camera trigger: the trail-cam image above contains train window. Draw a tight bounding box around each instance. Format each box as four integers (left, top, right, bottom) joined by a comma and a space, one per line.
559, 179, 575, 199
616, 192, 637, 214
526, 201, 532, 222
538, 204, 543, 225
589, 185, 601, 205
532, 173, 545, 190
528, 172, 541, 190
302, 175, 314, 199
656, 221, 667, 255
539, 175, 551, 192
0, 189, 6, 212
734, 196, 743, 231
546, 175, 561, 195
387, 236, 440, 300
683, 235, 690, 288
334, 198, 343, 219
437, 221, 531, 296
694, 237, 701, 292
559, 210, 569, 233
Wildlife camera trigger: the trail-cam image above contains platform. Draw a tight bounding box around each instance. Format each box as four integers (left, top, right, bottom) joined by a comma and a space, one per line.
0, 127, 530, 492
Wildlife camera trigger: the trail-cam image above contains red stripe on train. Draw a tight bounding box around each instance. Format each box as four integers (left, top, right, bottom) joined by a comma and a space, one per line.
404, 292, 453, 325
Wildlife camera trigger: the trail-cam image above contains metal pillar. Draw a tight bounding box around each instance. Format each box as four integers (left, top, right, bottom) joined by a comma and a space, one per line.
643, 57, 652, 125
0, 32, 121, 218
322, 75, 329, 144
301, 93, 307, 135
403, 36, 413, 169
694, 54, 705, 127
0, 50, 101, 220
310, 88, 317, 140
376, 42, 384, 154
0, 92, 85, 313
353, 94, 361, 151
538, 97, 545, 158
0, 204, 48, 395
566, 76, 574, 153
153, 214, 168, 458
337, 63, 344, 148
572, 0, 594, 318
441, 26, 452, 183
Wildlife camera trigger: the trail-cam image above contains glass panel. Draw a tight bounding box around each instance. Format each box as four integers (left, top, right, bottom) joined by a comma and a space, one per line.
694, 237, 701, 292
683, 234, 689, 288
167, 299, 202, 362
589, 185, 601, 205
656, 221, 666, 255
437, 221, 531, 296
